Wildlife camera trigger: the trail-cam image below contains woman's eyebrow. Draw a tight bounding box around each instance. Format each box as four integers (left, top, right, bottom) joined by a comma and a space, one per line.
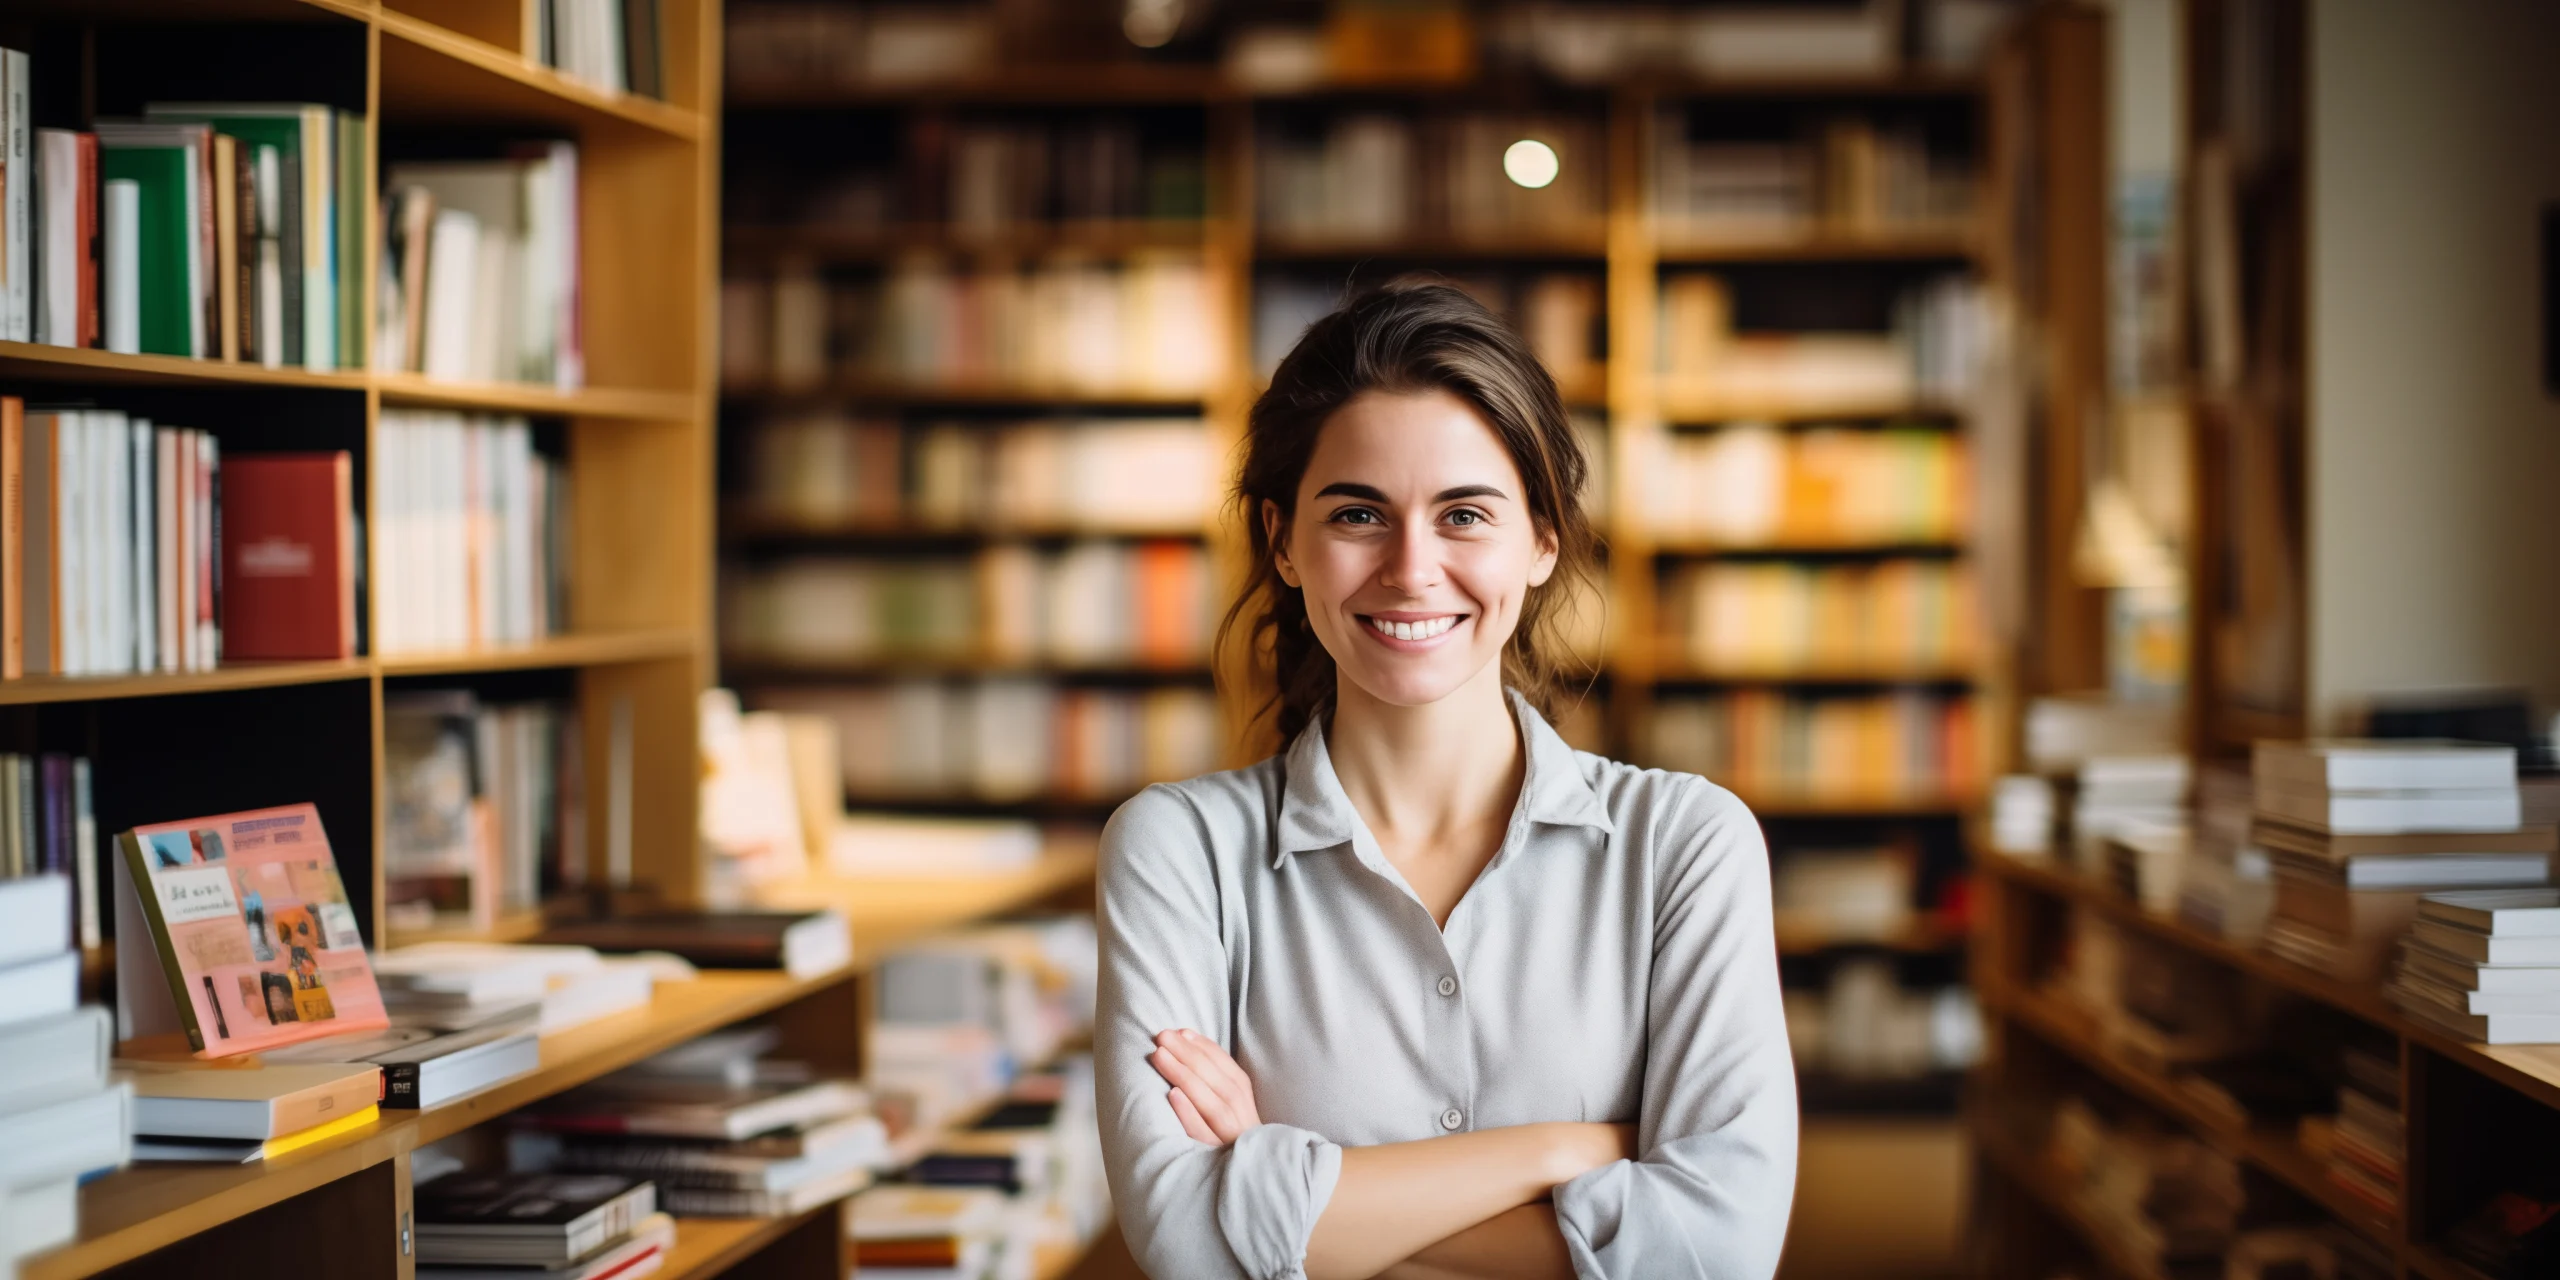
1311, 482, 1511, 503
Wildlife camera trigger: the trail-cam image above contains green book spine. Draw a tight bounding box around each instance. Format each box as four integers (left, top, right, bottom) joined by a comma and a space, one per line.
115, 829, 210, 1052
96, 146, 194, 357
336, 110, 364, 369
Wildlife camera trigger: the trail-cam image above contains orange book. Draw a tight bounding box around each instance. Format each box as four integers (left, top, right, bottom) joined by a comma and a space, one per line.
1, 396, 21, 678
219, 452, 355, 659
1132, 541, 1202, 668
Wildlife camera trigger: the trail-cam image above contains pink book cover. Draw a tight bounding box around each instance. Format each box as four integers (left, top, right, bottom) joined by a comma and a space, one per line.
118, 802, 388, 1056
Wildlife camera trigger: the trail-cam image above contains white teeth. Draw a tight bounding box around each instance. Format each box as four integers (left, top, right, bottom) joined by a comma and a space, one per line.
1370, 616, 1457, 641
1395, 621, 1415, 639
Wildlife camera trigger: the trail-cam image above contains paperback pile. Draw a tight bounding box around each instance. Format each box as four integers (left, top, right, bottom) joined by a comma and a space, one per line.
2305, 1043, 2404, 1216
0, 874, 132, 1276
2255, 739, 2548, 983
2176, 763, 2274, 943
414, 1170, 673, 1280
512, 1034, 885, 1218
2069, 754, 2189, 873
124, 1060, 382, 1163
2390, 890, 2560, 1044
374, 942, 657, 1038
854, 1059, 1110, 1280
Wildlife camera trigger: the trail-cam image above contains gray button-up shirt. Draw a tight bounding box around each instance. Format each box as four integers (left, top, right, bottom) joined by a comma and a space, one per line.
1096, 691, 1798, 1280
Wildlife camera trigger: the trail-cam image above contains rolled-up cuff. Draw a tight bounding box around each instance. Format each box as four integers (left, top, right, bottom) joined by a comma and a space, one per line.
1215, 1123, 1344, 1280
1553, 1158, 1630, 1279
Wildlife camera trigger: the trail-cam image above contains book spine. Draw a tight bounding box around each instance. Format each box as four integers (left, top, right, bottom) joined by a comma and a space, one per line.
379, 1060, 422, 1107
115, 830, 206, 1051
72, 758, 96, 949
4, 50, 27, 344
102, 179, 139, 354
1, 395, 19, 678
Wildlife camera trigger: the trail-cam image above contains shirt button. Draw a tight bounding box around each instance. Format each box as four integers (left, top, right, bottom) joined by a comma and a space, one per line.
1437, 975, 1458, 997
1440, 1108, 1464, 1131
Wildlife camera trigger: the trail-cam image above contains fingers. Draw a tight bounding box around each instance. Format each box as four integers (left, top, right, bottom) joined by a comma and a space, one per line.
1148, 1044, 1239, 1137
1177, 1029, 1258, 1100
1147, 1028, 1262, 1140
1167, 1086, 1219, 1144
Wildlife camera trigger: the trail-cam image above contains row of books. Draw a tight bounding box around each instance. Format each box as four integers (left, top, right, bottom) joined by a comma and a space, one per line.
533, 0, 671, 101
1643, 690, 1983, 804
377, 144, 586, 388
1640, 424, 1969, 546
385, 695, 586, 936
1482, 1, 2008, 82
2299, 1044, 2403, 1218
1251, 270, 1604, 393
722, 254, 1223, 396
0, 756, 97, 946
0, 877, 131, 1273
2390, 892, 2560, 1046
1781, 959, 1978, 1084
1660, 559, 1979, 674
1652, 111, 1975, 239
377, 411, 573, 656
750, 680, 1220, 804
1254, 112, 1604, 242
750, 118, 1212, 235
723, 541, 1215, 671
1660, 273, 1987, 406
0, 400, 232, 676
724, 4, 992, 92
736, 415, 1215, 534
0, 76, 361, 369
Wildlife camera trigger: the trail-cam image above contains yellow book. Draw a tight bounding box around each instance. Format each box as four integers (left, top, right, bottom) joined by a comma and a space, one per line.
131, 1103, 380, 1164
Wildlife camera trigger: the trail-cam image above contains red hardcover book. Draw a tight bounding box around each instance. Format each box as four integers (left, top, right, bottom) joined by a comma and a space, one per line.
78, 133, 98, 348
219, 452, 354, 659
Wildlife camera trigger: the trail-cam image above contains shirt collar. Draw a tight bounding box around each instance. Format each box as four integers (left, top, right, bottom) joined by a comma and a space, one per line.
1272, 689, 1615, 868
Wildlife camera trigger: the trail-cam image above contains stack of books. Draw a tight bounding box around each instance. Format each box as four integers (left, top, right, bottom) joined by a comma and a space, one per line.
851, 1184, 1011, 1279
2070, 755, 2190, 871
1639, 423, 1967, 547
2313, 1043, 2405, 1216
1661, 558, 1978, 674
875, 1057, 1112, 1274
1988, 775, 2056, 856
2252, 739, 2545, 983
2390, 890, 2560, 1044
414, 1171, 673, 1280
378, 144, 584, 388
374, 411, 572, 655
0, 875, 131, 1274
514, 1049, 884, 1218
124, 1060, 382, 1163
1641, 688, 1981, 804
375, 943, 657, 1038
736, 415, 1215, 534
2176, 762, 2275, 943
263, 1001, 544, 1111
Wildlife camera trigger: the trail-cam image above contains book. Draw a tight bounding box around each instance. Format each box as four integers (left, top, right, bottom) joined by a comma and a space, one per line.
114, 802, 388, 1055
1, 1177, 79, 1263
1, 48, 26, 343
411, 1212, 674, 1280
0, 873, 70, 968
2419, 889, 2560, 937
2, 397, 19, 678
94, 123, 211, 358
0, 1005, 111, 1113
218, 451, 356, 658
2255, 784, 2523, 835
2254, 739, 2518, 792
652, 1160, 870, 1218
264, 1007, 541, 1109
103, 178, 139, 353
0, 950, 77, 1028
142, 105, 336, 370
123, 1059, 381, 1139
2252, 818, 2558, 861
848, 1183, 1006, 1245
532, 909, 852, 980
2409, 918, 2560, 967
132, 1102, 378, 1163
521, 1110, 891, 1187
2392, 967, 2560, 1018
414, 1172, 657, 1267
2400, 940, 2560, 994
522, 1078, 870, 1142
2388, 986, 2560, 1045
2267, 849, 2551, 890
34, 129, 95, 349
0, 1080, 133, 1190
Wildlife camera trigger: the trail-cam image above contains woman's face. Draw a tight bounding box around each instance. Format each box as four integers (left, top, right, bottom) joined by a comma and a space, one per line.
1266, 388, 1556, 712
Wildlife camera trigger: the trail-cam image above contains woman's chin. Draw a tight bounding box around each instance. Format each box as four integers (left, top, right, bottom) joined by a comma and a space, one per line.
1337, 655, 1497, 712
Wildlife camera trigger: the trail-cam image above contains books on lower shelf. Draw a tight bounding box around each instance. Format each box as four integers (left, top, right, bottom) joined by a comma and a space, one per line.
533, 909, 854, 980
722, 253, 1222, 397
419, 1211, 675, 1280
375, 412, 573, 655
2253, 739, 2523, 835
2390, 890, 2560, 1045
376, 943, 656, 1037
384, 691, 585, 934
0, 399, 231, 677
114, 803, 388, 1057
378, 143, 583, 388
723, 540, 1213, 671
750, 679, 1219, 804
0, 875, 129, 1269
1642, 689, 1981, 805
413, 1171, 661, 1267
1641, 423, 1968, 546
737, 414, 1215, 535
262, 1004, 544, 1109
1661, 558, 1977, 674
530, 0, 668, 101
0, 759, 100, 951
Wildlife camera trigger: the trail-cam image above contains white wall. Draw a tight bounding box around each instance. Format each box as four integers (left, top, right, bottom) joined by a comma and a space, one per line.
2309, 0, 2560, 729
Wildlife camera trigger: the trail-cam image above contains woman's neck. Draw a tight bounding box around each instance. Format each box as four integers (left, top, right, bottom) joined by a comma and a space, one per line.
1324, 662, 1524, 851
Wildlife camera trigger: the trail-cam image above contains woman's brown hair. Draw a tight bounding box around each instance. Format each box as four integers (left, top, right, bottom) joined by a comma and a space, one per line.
1221, 281, 1603, 744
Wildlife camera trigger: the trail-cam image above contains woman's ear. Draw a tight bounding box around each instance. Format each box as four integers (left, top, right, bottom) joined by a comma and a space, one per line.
1527, 525, 1559, 588
1262, 498, 1300, 588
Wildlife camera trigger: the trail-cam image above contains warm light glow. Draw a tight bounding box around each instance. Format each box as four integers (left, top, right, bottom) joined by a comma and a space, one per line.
1124, 0, 1182, 48
1503, 139, 1560, 189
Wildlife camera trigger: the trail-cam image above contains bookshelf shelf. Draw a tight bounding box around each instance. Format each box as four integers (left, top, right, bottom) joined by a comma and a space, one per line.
750, 840, 1100, 971
373, 373, 698, 421
1654, 226, 1981, 263
0, 661, 375, 706
377, 9, 707, 141
0, 340, 370, 392
1774, 917, 1965, 956
1647, 538, 1966, 557
377, 629, 701, 676
724, 221, 1213, 259
658, 1207, 839, 1280
720, 379, 1208, 409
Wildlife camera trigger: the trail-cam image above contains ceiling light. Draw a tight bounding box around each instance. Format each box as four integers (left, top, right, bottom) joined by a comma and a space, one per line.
1504, 139, 1559, 189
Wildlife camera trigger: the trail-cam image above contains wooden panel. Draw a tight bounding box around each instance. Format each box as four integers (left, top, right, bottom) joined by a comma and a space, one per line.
579, 136, 706, 390
574, 656, 703, 904
388, 0, 523, 52
31, 1137, 409, 1280
570, 422, 709, 631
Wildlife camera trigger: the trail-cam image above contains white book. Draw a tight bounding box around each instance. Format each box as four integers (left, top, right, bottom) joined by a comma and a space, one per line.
37, 128, 81, 347
156, 428, 180, 672
131, 420, 157, 674
2401, 940, 2560, 993
2, 1177, 79, 1262
2420, 888, 2560, 937
0, 951, 79, 1030
175, 431, 196, 671
198, 433, 219, 666
0, 1080, 133, 1188
0, 875, 71, 968
73, 760, 98, 950
420, 208, 481, 381
0, 1006, 113, 1113
55, 413, 85, 674
2256, 784, 2523, 835
103, 178, 141, 353
2, 48, 27, 343
101, 412, 131, 673
256, 143, 284, 368
2256, 738, 2518, 794
2411, 918, 2560, 967
2391, 986, 2560, 1045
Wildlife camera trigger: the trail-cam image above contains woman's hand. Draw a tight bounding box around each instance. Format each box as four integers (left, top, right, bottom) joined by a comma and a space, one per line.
1148, 1028, 1262, 1145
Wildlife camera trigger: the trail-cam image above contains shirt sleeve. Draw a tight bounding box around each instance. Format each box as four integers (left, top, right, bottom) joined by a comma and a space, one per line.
1551, 778, 1799, 1279
1095, 784, 1345, 1280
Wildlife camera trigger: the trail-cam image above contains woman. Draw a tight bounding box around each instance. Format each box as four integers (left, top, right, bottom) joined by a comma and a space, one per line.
1097, 283, 1795, 1280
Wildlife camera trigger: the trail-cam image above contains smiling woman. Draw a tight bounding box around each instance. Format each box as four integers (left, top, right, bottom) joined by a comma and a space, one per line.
1095, 283, 1797, 1280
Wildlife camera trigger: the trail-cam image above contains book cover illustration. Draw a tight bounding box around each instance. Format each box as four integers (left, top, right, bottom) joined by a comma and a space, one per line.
119, 802, 387, 1056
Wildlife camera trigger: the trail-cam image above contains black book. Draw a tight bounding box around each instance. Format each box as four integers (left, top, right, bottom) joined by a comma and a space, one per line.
413, 1172, 656, 1268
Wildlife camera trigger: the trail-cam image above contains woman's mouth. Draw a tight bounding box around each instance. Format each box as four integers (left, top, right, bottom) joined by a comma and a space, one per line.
1360, 614, 1465, 647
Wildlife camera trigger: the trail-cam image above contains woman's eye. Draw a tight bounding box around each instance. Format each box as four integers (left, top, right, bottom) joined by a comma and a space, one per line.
1445, 508, 1484, 526
1330, 508, 1381, 525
